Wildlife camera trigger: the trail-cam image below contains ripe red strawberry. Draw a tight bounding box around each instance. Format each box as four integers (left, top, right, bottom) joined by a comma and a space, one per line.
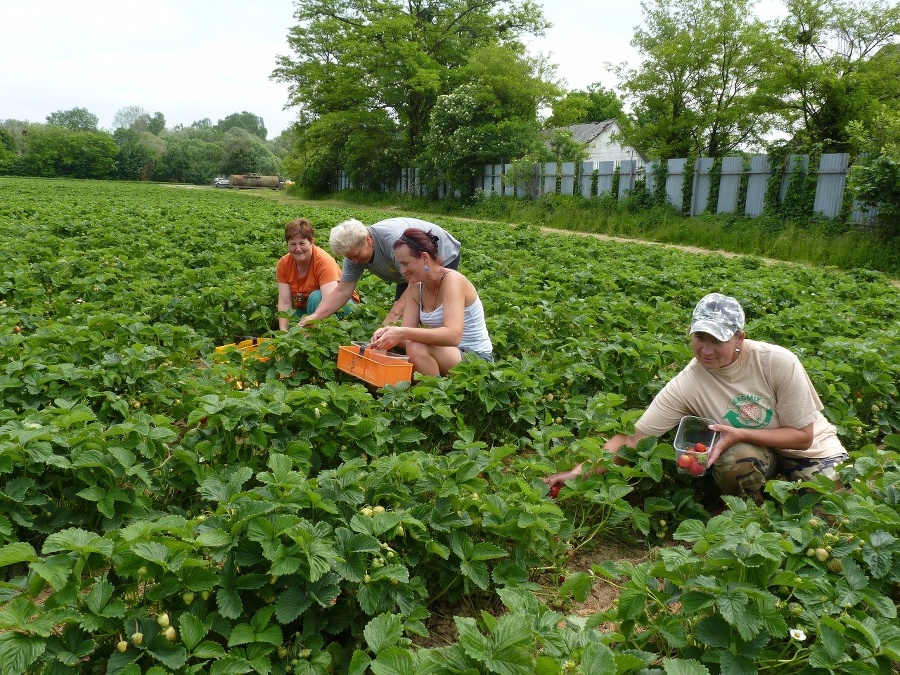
677, 454, 693, 470
549, 485, 561, 499
695, 443, 707, 452
688, 461, 705, 476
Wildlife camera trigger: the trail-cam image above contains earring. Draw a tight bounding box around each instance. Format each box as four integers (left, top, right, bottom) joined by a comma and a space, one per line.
735, 348, 741, 353
424, 265, 430, 271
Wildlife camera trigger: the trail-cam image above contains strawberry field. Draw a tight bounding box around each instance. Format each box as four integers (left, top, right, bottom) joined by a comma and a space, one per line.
1, 176, 899, 675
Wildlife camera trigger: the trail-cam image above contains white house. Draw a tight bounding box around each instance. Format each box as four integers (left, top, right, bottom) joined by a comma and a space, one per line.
544, 120, 646, 167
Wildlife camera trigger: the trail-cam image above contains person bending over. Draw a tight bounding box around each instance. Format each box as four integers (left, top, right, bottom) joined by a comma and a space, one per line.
299, 217, 460, 327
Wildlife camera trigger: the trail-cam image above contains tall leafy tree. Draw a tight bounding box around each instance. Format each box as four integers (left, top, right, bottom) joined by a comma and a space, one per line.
545, 84, 625, 128
272, 0, 547, 190
45, 107, 99, 131
219, 128, 281, 177
618, 0, 776, 159
113, 106, 151, 132
216, 112, 268, 140
148, 112, 166, 135
419, 44, 553, 194
20, 127, 117, 178
763, 0, 900, 151
0, 127, 14, 172
848, 102, 900, 237
154, 134, 224, 184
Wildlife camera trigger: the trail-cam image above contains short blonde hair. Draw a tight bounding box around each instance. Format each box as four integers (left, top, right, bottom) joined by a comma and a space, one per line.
329, 219, 369, 256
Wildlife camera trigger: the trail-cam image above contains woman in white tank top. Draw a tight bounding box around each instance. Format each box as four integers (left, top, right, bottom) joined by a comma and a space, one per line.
368, 228, 493, 376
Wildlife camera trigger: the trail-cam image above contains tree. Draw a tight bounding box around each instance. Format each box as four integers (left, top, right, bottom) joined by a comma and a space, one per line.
848, 104, 900, 237
0, 127, 14, 172
219, 128, 281, 177
216, 112, 267, 140
419, 44, 552, 195
113, 128, 148, 181
154, 134, 224, 184
273, 0, 548, 191
618, 0, 777, 159
148, 112, 166, 135
45, 107, 99, 131
546, 84, 625, 128
19, 127, 117, 178
763, 0, 900, 152
113, 106, 150, 132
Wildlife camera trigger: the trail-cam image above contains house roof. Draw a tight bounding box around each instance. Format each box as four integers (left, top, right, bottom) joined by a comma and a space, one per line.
546, 120, 617, 143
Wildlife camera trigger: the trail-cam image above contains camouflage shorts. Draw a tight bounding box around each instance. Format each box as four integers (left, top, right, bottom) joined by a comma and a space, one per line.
712, 442, 777, 497
712, 442, 849, 497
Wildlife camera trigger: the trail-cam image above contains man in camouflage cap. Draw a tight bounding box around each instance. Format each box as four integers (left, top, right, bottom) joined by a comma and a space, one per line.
546, 292, 848, 500
689, 292, 745, 342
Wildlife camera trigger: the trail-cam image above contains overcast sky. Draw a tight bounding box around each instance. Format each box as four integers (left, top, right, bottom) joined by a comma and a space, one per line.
0, 0, 785, 139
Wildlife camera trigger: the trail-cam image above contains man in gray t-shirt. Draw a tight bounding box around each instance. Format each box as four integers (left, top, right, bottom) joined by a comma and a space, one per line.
299, 217, 461, 327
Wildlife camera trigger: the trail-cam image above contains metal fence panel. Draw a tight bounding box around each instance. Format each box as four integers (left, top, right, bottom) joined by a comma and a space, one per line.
780, 155, 809, 202
560, 162, 576, 195
814, 153, 849, 219
666, 158, 687, 209
645, 160, 659, 196
716, 157, 743, 214
543, 163, 558, 194
597, 161, 616, 196
744, 155, 770, 217
503, 163, 514, 196
619, 160, 639, 198
578, 161, 594, 197
480, 164, 493, 194
691, 157, 715, 215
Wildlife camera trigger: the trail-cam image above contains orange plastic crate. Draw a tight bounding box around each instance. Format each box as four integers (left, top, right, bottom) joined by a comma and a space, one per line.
336, 345, 413, 387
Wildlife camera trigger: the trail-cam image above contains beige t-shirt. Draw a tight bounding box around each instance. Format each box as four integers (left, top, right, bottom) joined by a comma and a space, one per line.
637, 339, 844, 459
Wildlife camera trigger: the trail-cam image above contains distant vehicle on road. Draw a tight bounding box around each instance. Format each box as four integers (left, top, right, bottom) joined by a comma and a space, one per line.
213, 177, 230, 188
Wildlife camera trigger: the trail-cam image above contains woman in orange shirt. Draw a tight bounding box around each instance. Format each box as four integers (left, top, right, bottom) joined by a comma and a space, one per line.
276, 218, 358, 331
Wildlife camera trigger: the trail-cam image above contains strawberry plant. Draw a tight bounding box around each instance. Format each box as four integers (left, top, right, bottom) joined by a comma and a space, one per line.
0, 177, 898, 673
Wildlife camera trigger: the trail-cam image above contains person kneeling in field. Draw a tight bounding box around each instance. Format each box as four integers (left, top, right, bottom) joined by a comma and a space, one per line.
276, 218, 359, 331
545, 292, 848, 497
366, 228, 493, 377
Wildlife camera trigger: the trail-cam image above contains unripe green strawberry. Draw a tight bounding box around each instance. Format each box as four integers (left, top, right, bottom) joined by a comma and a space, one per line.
116, 640, 128, 653
814, 547, 829, 562
164, 626, 177, 641
157, 612, 170, 628
183, 591, 195, 605
131, 632, 144, 645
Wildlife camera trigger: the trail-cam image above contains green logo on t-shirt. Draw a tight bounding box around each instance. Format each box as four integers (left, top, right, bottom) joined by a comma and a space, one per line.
724, 394, 773, 429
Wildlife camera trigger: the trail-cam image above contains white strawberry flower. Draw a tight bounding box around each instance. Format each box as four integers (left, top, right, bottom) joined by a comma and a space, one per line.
790, 628, 806, 641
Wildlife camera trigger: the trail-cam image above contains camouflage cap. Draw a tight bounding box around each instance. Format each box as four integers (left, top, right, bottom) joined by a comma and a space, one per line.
690, 293, 745, 342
